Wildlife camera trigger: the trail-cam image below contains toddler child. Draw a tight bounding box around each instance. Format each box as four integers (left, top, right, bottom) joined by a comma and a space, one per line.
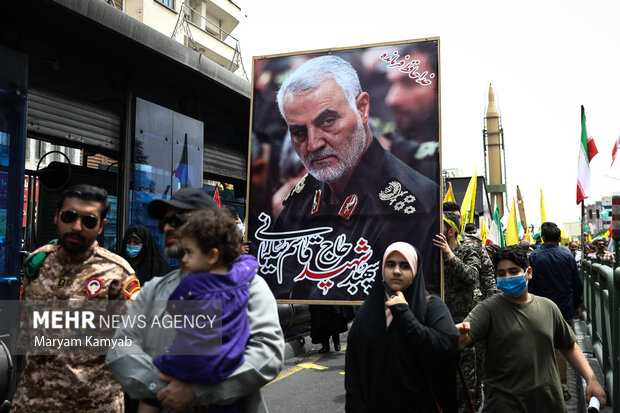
139, 208, 256, 413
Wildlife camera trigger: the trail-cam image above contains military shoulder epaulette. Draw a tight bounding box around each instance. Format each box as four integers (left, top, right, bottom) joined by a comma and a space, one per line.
95, 246, 135, 275
284, 173, 308, 203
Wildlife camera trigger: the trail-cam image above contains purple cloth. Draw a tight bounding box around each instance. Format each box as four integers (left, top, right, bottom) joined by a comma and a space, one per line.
153, 255, 256, 385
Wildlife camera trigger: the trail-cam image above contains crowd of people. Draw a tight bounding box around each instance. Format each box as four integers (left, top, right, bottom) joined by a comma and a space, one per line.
13, 183, 612, 412
15, 185, 285, 413
11, 49, 616, 412
345, 202, 610, 412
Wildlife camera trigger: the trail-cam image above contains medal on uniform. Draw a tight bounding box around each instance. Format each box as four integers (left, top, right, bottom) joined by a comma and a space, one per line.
379, 181, 416, 214
311, 190, 321, 215
57, 278, 67, 288
85, 277, 103, 297
338, 194, 359, 220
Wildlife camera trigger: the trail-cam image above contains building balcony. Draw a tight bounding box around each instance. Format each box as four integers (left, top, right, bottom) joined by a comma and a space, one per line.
123, 0, 243, 72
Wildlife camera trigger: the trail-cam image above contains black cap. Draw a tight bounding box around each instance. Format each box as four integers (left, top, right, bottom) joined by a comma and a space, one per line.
148, 188, 217, 219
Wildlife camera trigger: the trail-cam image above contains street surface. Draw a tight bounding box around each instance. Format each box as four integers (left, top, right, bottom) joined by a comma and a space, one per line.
263, 343, 347, 412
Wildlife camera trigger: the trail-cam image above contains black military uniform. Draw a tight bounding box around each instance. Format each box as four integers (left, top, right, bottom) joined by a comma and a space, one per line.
256, 138, 439, 301
389, 132, 440, 183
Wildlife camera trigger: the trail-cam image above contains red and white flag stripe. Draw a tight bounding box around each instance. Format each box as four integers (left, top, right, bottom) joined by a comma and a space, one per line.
577, 106, 598, 204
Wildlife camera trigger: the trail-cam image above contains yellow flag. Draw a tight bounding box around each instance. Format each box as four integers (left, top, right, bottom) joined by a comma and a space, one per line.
505, 198, 519, 246
588, 233, 592, 243
524, 227, 534, 243
480, 217, 489, 245
540, 188, 547, 224
443, 182, 456, 203
460, 167, 478, 224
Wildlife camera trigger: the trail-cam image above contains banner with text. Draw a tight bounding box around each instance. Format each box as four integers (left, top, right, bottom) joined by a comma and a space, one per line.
249, 38, 442, 303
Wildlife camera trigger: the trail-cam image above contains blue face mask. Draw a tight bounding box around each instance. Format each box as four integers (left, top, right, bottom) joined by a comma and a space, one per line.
497, 274, 528, 297
125, 245, 142, 258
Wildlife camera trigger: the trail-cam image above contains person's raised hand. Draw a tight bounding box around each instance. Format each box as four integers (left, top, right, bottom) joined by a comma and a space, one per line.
433, 233, 454, 259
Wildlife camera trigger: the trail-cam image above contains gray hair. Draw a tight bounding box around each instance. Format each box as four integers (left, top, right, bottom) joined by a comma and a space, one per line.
276, 55, 362, 121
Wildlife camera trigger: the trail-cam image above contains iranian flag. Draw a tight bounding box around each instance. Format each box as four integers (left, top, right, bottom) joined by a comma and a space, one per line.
577, 106, 598, 204
611, 135, 620, 168
488, 205, 505, 247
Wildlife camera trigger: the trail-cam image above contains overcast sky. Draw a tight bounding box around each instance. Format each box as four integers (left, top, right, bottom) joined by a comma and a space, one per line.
234, 0, 620, 229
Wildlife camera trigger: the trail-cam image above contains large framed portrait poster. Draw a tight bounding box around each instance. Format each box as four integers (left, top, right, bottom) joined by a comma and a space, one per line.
248, 38, 442, 303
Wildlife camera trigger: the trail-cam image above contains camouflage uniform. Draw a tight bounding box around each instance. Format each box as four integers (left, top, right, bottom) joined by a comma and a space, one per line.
462, 233, 498, 303
12, 241, 138, 413
444, 241, 490, 413
462, 233, 498, 407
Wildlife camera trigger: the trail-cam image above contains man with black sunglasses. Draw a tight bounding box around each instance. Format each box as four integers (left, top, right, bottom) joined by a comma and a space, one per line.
593, 237, 615, 264
13, 184, 140, 412
107, 187, 284, 412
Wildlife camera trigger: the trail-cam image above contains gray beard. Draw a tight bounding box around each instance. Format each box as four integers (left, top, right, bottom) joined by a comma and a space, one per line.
165, 243, 184, 259
304, 116, 367, 184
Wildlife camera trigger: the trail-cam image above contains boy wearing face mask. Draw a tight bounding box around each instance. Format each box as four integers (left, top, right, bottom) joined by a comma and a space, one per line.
455, 246, 606, 412
528, 221, 583, 400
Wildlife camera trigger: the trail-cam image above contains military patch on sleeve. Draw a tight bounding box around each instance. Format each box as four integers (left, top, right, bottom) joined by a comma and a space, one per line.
86, 277, 103, 297
122, 277, 141, 298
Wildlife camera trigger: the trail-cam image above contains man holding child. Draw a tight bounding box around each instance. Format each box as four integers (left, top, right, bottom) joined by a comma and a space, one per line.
107, 188, 284, 412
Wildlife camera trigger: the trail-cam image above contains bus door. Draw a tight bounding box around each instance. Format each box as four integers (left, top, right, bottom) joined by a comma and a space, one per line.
0, 45, 27, 405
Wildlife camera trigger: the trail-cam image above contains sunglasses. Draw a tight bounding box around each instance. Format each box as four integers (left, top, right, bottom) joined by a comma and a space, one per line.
59, 210, 100, 229
159, 212, 190, 233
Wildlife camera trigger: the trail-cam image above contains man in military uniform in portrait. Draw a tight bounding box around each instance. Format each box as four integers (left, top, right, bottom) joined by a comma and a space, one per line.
255, 55, 439, 300
12, 184, 139, 412
384, 41, 440, 182
433, 212, 491, 412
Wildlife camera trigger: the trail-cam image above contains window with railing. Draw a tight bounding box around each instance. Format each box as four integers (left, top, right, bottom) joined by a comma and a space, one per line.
155, 0, 174, 10
186, 0, 223, 39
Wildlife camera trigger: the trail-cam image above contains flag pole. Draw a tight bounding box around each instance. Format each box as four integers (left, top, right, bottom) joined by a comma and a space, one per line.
580, 200, 585, 269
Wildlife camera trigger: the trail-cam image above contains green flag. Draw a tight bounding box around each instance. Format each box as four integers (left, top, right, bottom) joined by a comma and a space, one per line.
489, 205, 505, 247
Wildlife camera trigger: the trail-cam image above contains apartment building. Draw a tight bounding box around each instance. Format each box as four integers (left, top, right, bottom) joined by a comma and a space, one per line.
116, 0, 244, 74
1, 0, 251, 256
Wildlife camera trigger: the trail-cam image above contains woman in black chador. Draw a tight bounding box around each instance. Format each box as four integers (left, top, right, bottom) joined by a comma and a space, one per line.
119, 225, 171, 285
345, 242, 458, 412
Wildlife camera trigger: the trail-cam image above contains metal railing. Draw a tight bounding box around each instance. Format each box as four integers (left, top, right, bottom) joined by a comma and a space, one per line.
582, 257, 619, 411
171, 1, 248, 79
